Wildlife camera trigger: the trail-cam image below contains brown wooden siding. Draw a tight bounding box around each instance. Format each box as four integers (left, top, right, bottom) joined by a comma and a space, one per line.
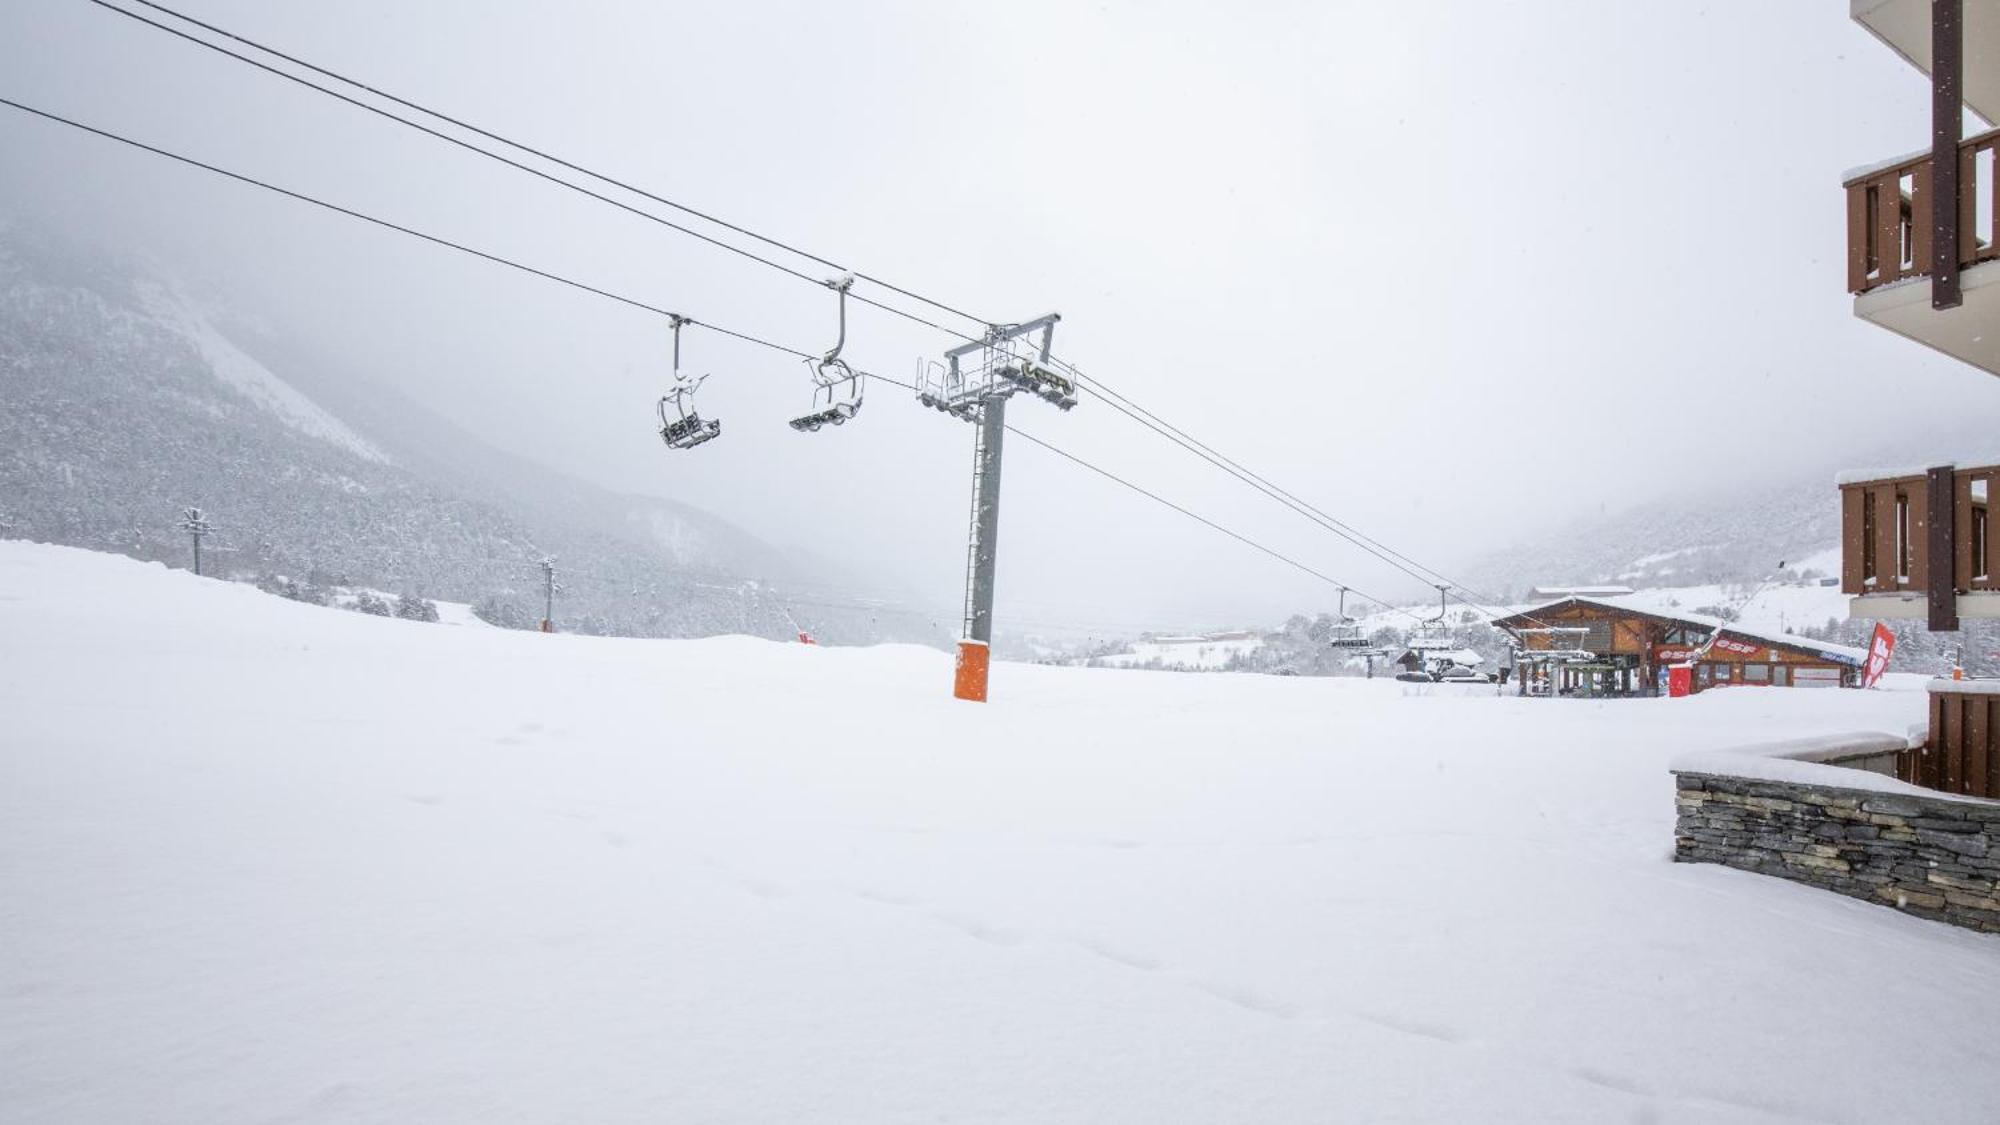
1840, 465, 1996, 597
1906, 688, 2000, 799
1846, 127, 2000, 294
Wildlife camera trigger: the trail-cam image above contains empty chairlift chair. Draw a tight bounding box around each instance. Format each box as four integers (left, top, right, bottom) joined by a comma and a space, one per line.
1327, 587, 1385, 654
790, 276, 865, 432
1406, 585, 1456, 652
656, 315, 722, 451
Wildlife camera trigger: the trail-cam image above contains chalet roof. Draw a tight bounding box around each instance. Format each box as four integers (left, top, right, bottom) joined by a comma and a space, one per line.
1400, 646, 1484, 667
1529, 584, 1636, 598
1490, 596, 1867, 667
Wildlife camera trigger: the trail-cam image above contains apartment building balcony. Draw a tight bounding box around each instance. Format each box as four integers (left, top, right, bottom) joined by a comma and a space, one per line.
1844, 126, 2000, 377
1839, 463, 1999, 626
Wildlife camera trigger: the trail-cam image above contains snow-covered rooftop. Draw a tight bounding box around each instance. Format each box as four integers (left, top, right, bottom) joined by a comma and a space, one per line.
1529, 584, 1636, 598
1501, 595, 1868, 666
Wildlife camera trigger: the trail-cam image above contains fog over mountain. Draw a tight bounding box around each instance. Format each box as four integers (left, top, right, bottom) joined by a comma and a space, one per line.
1461, 417, 2000, 602
0, 218, 950, 645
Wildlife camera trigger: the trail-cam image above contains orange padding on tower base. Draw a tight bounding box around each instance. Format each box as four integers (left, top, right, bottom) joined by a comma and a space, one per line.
953, 640, 990, 702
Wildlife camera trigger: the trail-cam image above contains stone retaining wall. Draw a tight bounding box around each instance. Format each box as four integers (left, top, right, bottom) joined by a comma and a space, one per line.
1673, 770, 2000, 934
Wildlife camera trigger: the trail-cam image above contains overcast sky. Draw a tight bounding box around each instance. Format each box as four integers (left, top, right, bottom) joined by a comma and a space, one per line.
5, 1, 1998, 630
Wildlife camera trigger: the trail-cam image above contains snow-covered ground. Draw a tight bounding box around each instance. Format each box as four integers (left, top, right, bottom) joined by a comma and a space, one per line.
4, 541, 1998, 1123
1095, 633, 1264, 670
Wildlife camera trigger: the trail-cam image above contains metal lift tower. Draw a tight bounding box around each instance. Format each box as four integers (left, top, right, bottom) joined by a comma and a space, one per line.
916, 315, 1080, 702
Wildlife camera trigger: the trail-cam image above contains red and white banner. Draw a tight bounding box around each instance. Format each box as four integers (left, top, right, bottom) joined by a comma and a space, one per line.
1861, 623, 1896, 689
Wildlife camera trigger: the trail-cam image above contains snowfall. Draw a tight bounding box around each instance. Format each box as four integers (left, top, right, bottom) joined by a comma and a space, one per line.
4, 542, 1999, 1124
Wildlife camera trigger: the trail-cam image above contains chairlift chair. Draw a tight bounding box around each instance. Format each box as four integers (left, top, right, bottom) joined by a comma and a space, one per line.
1406, 584, 1456, 651
790, 276, 866, 432
1328, 587, 1382, 652
656, 316, 722, 450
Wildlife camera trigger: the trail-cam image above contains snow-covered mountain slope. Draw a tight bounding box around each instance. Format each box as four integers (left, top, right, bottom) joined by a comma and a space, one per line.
1095, 632, 1265, 670
0, 222, 941, 645
1465, 428, 2000, 598
137, 278, 392, 465
6, 541, 1995, 1122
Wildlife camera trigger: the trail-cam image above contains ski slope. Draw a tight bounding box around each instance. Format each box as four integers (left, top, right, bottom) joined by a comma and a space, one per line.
4, 542, 1998, 1123
1095, 633, 1264, 670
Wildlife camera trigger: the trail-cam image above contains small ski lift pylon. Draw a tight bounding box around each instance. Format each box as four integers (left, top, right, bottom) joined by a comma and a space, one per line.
657, 315, 722, 450
789, 276, 865, 432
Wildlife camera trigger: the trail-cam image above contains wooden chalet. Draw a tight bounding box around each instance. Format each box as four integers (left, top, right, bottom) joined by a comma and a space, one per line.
1491, 597, 1865, 698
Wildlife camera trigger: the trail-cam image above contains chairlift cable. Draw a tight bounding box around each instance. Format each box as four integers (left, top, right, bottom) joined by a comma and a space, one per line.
85, 0, 1546, 627
1072, 372, 1534, 622
0, 93, 1424, 625
84, 0, 988, 342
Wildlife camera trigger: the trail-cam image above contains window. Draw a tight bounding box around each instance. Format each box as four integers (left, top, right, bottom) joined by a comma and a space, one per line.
1745, 664, 1771, 684
1772, 666, 1791, 687
1895, 493, 1911, 581
1862, 490, 1878, 583
1975, 502, 1989, 583
1864, 183, 1882, 278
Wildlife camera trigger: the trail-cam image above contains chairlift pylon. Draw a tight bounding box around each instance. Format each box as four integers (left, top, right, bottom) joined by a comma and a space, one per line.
916, 313, 1076, 420
790, 276, 865, 432
657, 315, 722, 450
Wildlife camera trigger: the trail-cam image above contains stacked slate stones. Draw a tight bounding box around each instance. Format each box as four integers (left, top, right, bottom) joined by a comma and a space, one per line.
1674, 771, 2000, 934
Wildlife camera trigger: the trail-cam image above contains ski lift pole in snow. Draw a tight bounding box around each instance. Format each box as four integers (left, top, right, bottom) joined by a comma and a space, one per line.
538, 557, 562, 634
919, 314, 1075, 702
179, 506, 212, 576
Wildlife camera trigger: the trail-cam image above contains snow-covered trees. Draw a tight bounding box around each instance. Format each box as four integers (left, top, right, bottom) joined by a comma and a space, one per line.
471, 595, 534, 631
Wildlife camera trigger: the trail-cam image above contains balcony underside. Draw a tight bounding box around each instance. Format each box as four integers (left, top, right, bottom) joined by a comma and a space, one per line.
1853, 257, 2000, 378
1854, 0, 2000, 122
1852, 591, 2000, 619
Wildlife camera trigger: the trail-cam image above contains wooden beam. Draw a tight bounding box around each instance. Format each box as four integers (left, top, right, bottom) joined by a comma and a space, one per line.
1928, 465, 1959, 631
1933, 0, 1963, 309
1846, 184, 1869, 293
1841, 484, 1867, 594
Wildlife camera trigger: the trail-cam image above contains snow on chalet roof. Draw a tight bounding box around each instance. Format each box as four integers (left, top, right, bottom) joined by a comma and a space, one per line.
1404, 646, 1484, 666
1497, 595, 1868, 666
1529, 585, 1635, 598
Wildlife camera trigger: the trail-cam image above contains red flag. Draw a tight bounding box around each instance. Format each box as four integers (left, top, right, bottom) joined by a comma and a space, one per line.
1861, 623, 1895, 688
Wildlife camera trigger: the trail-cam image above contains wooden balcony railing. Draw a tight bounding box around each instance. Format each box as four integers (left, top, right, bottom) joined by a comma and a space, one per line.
1845, 127, 2000, 294
1903, 683, 2000, 799
1839, 464, 1996, 602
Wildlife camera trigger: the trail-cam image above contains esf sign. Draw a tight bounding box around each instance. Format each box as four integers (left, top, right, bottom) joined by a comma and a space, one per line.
1652, 647, 1694, 662
1711, 637, 1762, 656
